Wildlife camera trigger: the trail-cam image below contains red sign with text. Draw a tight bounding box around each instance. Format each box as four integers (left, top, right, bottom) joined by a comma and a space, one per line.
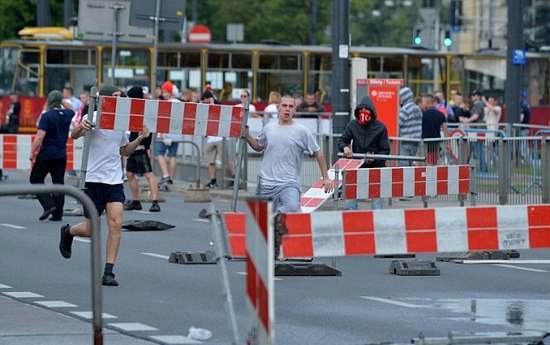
366, 79, 403, 138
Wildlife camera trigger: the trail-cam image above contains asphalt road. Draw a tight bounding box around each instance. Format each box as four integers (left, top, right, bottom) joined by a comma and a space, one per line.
1, 170, 550, 345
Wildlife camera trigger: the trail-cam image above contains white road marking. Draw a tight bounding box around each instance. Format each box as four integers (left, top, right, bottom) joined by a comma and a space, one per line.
36, 301, 77, 308
108, 322, 159, 331
494, 264, 548, 273
142, 252, 170, 260
133, 210, 152, 214
193, 218, 209, 223
0, 223, 26, 229
0, 284, 12, 289
149, 335, 203, 344
2, 291, 43, 298
458, 260, 550, 264
360, 296, 429, 308
71, 311, 117, 319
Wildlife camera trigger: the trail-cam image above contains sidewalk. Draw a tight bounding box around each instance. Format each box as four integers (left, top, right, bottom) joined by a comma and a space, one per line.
0, 296, 156, 345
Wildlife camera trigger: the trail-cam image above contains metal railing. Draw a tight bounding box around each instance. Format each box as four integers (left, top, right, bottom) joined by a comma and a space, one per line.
0, 184, 103, 345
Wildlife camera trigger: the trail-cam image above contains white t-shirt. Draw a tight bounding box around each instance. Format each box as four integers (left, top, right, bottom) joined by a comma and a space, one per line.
256, 121, 320, 186
484, 105, 502, 131
83, 113, 129, 184
264, 103, 278, 119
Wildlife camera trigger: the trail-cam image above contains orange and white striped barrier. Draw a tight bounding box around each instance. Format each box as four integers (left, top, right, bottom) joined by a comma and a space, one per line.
279, 205, 550, 258
344, 165, 470, 199
245, 198, 274, 345
222, 212, 247, 259
0, 134, 82, 171
300, 159, 364, 212
99, 96, 243, 137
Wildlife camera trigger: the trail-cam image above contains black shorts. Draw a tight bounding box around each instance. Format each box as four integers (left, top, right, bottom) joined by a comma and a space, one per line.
83, 182, 125, 218
126, 150, 152, 175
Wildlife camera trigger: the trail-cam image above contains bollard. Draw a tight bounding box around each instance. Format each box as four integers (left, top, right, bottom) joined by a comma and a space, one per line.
498, 136, 508, 205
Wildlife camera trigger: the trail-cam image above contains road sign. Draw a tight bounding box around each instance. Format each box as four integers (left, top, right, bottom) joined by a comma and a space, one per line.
77, 0, 153, 43
129, 0, 185, 31
188, 25, 211, 43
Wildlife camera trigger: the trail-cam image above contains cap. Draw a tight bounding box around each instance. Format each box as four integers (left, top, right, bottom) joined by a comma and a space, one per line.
99, 85, 120, 96
201, 90, 214, 100
127, 86, 144, 99
47, 90, 63, 109
471, 89, 483, 97
161, 81, 175, 95
521, 91, 527, 98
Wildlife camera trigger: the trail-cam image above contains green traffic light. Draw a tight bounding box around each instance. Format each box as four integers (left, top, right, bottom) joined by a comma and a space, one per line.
414, 36, 422, 45
443, 37, 452, 47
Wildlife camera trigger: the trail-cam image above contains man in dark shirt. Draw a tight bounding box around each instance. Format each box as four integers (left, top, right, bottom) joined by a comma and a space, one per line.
296, 93, 326, 118
124, 86, 160, 212
421, 95, 449, 165
6, 92, 20, 133
520, 92, 532, 164
29, 90, 75, 221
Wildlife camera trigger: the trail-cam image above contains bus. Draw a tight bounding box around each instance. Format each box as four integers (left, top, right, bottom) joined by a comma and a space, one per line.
1, 29, 548, 133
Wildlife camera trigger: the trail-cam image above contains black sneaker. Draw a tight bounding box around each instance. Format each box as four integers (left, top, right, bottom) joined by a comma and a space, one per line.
124, 201, 142, 211
149, 202, 160, 212
205, 181, 218, 189
167, 178, 174, 185
59, 224, 73, 259
102, 273, 119, 286
159, 176, 170, 184
40, 207, 57, 221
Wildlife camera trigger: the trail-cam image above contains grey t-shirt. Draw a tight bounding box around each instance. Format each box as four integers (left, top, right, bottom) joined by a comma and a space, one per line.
471, 99, 485, 123
257, 121, 320, 186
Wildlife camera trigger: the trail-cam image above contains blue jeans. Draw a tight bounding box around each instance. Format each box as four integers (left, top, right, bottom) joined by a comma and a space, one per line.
519, 129, 531, 165
471, 142, 488, 173
345, 198, 384, 210
399, 143, 418, 167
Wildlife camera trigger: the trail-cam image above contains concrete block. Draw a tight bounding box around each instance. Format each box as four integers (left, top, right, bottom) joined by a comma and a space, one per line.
389, 260, 440, 276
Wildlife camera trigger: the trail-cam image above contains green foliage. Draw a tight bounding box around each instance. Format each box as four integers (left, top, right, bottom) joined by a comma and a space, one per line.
0, 0, 66, 41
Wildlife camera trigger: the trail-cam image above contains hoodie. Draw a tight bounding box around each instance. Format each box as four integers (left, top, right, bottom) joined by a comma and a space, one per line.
398, 87, 422, 139
337, 96, 390, 168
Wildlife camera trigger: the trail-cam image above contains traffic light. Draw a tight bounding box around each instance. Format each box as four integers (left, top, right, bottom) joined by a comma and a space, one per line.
414, 29, 422, 46
443, 30, 452, 47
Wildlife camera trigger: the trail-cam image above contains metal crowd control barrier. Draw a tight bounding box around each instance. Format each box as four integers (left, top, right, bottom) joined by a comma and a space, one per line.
0, 184, 102, 345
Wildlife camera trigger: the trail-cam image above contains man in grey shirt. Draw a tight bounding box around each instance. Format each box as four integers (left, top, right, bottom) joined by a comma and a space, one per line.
245, 95, 332, 213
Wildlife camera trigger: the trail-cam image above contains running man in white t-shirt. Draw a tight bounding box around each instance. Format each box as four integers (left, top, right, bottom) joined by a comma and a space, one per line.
245, 95, 332, 213
59, 85, 150, 287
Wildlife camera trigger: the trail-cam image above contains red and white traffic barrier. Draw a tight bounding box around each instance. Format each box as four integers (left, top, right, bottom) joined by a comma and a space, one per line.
344, 165, 470, 199
300, 159, 364, 212
300, 160, 470, 212
99, 96, 243, 137
279, 204, 550, 258
0, 134, 82, 170
245, 199, 274, 345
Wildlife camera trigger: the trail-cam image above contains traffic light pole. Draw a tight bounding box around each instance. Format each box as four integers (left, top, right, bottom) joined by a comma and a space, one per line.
504, 0, 524, 124
331, 0, 350, 164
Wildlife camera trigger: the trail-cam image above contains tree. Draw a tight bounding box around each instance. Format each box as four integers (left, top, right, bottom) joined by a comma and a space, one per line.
0, 0, 66, 41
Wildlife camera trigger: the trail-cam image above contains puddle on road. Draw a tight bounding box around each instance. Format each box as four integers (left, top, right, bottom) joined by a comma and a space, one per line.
406, 298, 550, 330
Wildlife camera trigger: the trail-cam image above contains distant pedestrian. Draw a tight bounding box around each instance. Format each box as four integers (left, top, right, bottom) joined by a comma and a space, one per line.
6, 92, 20, 133
398, 87, 422, 166
29, 90, 74, 221
421, 95, 449, 165
296, 92, 325, 117
124, 86, 160, 212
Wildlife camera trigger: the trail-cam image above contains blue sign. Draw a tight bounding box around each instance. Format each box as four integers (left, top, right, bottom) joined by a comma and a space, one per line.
513, 49, 526, 65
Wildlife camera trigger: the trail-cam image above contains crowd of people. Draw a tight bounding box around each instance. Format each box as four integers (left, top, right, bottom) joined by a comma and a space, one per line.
5, 78, 536, 287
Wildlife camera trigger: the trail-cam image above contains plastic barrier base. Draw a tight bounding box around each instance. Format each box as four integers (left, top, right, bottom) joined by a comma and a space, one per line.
169, 251, 216, 264
389, 260, 440, 276
374, 254, 416, 259
435, 251, 510, 262
274, 262, 342, 276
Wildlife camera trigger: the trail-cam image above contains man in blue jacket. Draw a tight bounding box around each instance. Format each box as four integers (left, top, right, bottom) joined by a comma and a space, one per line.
338, 96, 390, 210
